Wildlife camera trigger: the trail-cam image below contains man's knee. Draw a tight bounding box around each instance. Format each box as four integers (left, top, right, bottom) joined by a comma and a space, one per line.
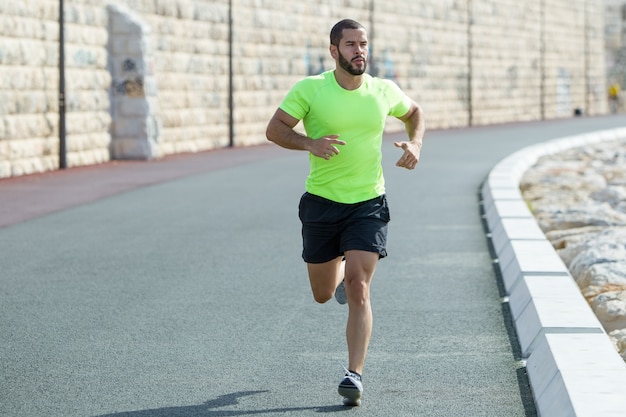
312, 287, 334, 304
345, 279, 370, 305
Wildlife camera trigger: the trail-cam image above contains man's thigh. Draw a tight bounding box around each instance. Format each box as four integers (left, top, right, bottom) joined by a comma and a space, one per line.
307, 256, 344, 302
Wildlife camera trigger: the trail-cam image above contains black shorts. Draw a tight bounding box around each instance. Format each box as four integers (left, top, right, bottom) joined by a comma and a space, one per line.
298, 192, 391, 264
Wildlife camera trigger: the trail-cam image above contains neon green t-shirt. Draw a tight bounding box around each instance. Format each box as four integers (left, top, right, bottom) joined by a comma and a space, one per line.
280, 70, 411, 204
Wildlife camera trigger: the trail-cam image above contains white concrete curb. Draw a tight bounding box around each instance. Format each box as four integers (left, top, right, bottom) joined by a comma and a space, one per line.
481, 127, 626, 417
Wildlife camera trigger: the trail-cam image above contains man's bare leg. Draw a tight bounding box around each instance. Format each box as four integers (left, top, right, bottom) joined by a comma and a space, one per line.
307, 256, 345, 304
343, 250, 378, 374
305, 251, 376, 372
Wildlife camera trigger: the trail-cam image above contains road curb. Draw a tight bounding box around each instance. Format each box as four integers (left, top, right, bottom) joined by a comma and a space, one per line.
481, 127, 626, 417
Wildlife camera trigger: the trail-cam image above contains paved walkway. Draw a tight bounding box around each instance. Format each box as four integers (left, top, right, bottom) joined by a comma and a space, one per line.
2, 115, 626, 417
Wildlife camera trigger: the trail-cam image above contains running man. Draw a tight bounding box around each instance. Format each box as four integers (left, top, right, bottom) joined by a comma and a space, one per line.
265, 18, 425, 406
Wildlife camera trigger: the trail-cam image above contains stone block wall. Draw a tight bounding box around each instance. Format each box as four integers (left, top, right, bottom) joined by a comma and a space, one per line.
470, 1, 542, 124
0, 0, 609, 178
0, 0, 111, 177
373, 1, 471, 129
135, 0, 232, 155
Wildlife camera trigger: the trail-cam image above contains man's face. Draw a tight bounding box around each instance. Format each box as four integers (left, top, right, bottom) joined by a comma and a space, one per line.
335, 28, 368, 76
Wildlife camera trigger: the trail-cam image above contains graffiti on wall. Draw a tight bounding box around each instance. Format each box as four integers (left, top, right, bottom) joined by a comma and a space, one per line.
304, 41, 328, 76
112, 58, 145, 98
303, 40, 399, 81
376, 49, 397, 80
506, 65, 518, 93
556, 67, 572, 116
73, 49, 97, 67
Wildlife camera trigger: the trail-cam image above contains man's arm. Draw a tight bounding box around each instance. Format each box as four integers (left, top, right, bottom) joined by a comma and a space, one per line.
266, 108, 346, 160
394, 101, 425, 170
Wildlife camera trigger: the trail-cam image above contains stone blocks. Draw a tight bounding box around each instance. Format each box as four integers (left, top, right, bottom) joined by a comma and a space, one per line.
527, 333, 626, 417
499, 240, 572, 294
510, 274, 604, 357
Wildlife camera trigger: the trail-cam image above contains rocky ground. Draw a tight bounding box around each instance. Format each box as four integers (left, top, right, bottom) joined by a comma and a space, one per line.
520, 137, 626, 361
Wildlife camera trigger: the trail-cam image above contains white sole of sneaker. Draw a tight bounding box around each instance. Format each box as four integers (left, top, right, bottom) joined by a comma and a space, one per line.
341, 396, 361, 406
338, 387, 362, 406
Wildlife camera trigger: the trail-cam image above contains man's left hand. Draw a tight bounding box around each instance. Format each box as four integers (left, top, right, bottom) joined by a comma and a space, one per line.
394, 141, 421, 170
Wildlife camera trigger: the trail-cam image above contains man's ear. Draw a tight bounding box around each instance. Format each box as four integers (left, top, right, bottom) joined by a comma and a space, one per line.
329, 44, 338, 59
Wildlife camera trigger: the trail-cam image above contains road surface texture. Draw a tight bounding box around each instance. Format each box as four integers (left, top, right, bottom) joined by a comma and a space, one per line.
2, 115, 625, 416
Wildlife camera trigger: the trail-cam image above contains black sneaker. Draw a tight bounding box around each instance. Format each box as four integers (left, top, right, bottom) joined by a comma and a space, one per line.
338, 368, 363, 406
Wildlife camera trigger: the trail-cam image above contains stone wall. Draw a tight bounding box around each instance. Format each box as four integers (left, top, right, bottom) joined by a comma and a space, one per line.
0, 0, 609, 178
0, 0, 111, 177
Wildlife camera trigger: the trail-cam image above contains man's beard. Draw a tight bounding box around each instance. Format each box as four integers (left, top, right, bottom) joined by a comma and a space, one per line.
338, 50, 367, 76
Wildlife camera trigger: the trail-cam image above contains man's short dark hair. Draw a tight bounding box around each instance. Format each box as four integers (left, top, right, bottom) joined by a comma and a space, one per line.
330, 19, 366, 46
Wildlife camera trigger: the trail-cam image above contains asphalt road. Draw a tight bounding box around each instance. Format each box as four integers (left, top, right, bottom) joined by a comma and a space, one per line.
2, 115, 626, 417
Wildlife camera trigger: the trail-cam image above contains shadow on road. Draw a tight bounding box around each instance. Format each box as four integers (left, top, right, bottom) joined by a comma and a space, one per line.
93, 390, 349, 416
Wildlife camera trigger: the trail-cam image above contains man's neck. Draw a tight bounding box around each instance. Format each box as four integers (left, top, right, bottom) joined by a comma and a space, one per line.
333, 69, 364, 91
